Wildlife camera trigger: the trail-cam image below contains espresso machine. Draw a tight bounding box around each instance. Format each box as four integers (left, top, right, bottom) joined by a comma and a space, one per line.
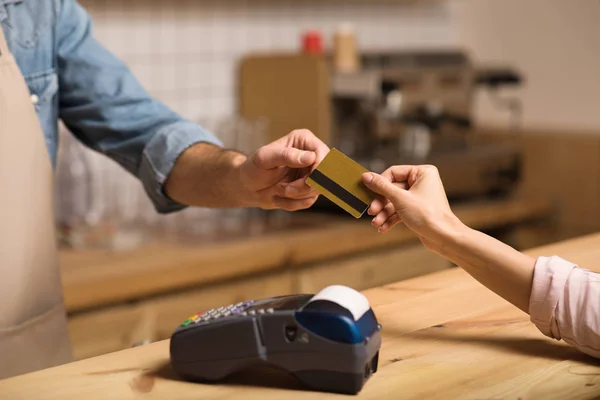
328, 50, 523, 204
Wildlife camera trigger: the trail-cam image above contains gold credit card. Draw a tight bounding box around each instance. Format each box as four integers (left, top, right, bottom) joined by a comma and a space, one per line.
306, 148, 377, 218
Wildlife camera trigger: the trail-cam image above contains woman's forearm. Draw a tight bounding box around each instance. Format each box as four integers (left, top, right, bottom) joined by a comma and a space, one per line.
430, 223, 600, 358
434, 222, 537, 314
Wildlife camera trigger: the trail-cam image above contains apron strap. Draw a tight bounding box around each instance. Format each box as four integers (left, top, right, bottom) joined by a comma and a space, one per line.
0, 25, 9, 56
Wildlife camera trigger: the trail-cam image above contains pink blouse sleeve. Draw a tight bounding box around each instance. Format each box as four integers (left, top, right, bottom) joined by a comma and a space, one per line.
529, 256, 600, 359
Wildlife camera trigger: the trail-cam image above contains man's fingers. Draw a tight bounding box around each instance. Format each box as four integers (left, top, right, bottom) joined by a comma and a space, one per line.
288, 129, 330, 162
273, 195, 318, 211
253, 146, 317, 170
275, 182, 318, 199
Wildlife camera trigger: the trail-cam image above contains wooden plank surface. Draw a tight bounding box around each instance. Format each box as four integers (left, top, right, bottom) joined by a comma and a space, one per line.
4, 230, 599, 400
60, 198, 551, 312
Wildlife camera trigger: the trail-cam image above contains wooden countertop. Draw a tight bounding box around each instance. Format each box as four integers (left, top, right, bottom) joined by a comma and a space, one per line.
60, 197, 551, 313
4, 230, 600, 399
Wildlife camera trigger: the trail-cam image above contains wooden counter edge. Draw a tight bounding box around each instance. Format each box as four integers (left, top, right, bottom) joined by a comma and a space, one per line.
60, 197, 552, 313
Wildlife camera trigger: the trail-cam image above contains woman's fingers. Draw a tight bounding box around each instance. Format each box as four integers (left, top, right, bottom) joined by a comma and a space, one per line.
381, 165, 413, 182
368, 197, 388, 216
363, 173, 410, 200
372, 202, 396, 228
378, 213, 402, 233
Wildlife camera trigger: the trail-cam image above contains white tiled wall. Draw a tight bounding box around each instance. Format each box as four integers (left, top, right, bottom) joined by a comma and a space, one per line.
56, 0, 457, 244
450, 0, 600, 131
80, 0, 457, 123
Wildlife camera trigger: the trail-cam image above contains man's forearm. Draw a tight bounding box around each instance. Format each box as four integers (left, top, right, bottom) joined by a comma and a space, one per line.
435, 222, 537, 314
164, 143, 258, 208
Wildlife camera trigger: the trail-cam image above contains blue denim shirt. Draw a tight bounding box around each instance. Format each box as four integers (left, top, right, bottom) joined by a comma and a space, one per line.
0, 0, 223, 213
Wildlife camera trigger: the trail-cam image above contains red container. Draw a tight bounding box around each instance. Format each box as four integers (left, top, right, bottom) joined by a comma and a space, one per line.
302, 30, 323, 55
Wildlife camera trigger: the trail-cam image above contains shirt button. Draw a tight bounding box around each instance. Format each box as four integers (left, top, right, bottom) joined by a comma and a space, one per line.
30, 94, 39, 105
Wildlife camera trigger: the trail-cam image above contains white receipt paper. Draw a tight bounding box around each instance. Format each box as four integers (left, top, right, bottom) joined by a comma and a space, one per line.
308, 285, 370, 321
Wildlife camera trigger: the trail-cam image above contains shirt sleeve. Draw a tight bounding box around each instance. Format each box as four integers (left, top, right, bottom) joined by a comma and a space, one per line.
55, 0, 222, 213
529, 255, 600, 359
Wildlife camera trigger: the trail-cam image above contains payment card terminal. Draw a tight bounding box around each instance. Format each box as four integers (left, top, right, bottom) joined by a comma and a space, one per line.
170, 285, 382, 394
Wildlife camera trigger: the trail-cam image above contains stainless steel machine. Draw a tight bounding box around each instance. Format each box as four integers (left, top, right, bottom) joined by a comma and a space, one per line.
328, 50, 524, 204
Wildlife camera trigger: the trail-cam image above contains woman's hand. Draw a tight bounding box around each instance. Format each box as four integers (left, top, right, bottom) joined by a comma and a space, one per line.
361, 165, 465, 252
363, 165, 542, 318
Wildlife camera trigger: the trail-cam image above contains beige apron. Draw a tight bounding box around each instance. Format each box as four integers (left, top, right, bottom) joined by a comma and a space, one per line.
0, 27, 72, 378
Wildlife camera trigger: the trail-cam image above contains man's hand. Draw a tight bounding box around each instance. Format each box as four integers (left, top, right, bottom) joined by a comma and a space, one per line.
239, 129, 329, 211
164, 129, 329, 211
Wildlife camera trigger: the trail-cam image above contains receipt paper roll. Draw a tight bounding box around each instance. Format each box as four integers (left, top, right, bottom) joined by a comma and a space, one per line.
306, 285, 370, 321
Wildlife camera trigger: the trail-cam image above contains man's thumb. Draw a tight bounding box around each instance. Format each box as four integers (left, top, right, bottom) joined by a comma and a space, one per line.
253, 147, 316, 169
